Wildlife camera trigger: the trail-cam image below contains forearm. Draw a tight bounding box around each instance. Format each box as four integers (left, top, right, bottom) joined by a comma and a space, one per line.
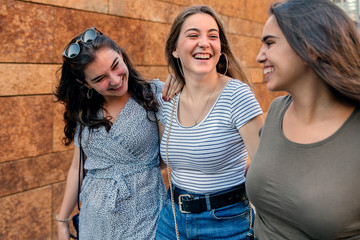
58, 166, 80, 220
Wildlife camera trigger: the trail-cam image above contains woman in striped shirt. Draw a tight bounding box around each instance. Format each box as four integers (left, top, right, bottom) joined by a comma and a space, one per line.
156, 5, 263, 240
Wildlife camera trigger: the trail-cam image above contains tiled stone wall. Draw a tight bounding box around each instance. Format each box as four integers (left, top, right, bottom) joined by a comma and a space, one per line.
0, 0, 281, 239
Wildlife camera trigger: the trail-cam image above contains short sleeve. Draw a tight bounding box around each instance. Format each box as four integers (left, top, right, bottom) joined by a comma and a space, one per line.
230, 81, 263, 129
149, 79, 165, 123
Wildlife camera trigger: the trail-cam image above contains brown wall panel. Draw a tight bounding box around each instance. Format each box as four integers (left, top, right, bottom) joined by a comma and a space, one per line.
0, 64, 59, 96
0, 151, 73, 197
0, 95, 53, 162
0, 187, 52, 239
0, 1, 55, 63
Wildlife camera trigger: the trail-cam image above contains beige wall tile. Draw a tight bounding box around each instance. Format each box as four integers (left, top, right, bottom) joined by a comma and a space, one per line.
23, 0, 109, 13
0, 151, 73, 197
0, 96, 53, 162
228, 17, 263, 38
0, 0, 55, 63
160, 0, 192, 5
109, 0, 181, 23
228, 34, 262, 68
137, 66, 169, 82
245, 0, 277, 23
143, 22, 170, 66
193, 0, 245, 18
0, 64, 59, 96
0, 187, 52, 239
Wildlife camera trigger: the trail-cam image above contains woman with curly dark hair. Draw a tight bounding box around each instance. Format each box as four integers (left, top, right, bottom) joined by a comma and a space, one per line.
54, 27, 174, 240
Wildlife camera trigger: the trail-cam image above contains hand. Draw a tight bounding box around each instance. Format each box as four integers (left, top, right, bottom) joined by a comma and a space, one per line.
161, 74, 183, 101
58, 221, 71, 240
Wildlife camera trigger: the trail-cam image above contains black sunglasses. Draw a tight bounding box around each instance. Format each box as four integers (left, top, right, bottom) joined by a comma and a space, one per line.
62, 27, 102, 59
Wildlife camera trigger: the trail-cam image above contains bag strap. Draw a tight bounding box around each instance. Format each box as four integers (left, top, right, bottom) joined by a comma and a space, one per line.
245, 201, 255, 240
165, 96, 180, 240
77, 125, 85, 211
77, 146, 84, 211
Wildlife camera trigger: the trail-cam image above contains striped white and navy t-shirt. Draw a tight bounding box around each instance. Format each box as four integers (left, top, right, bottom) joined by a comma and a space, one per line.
158, 79, 263, 194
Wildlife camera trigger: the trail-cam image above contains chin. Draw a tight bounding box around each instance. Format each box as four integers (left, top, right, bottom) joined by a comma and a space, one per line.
266, 82, 280, 92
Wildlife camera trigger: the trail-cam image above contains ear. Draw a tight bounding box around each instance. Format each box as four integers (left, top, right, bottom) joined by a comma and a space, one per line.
307, 48, 318, 62
172, 50, 179, 58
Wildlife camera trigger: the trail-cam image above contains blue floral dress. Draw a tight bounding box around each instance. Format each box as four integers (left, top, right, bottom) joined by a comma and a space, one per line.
74, 80, 166, 240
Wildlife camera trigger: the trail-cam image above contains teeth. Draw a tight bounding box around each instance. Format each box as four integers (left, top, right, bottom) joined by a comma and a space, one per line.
264, 67, 274, 74
194, 53, 210, 59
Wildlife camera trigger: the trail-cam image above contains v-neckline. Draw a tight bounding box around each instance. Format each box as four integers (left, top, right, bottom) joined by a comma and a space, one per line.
101, 97, 132, 132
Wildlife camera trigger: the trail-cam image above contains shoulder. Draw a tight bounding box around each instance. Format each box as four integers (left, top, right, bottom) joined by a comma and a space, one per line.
147, 79, 164, 96
148, 79, 165, 89
268, 95, 291, 111
263, 95, 291, 124
225, 79, 254, 99
226, 78, 251, 91
222, 79, 257, 105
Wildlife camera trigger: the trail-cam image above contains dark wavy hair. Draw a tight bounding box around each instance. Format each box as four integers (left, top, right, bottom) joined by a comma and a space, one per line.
165, 5, 250, 87
270, 0, 360, 105
54, 30, 159, 146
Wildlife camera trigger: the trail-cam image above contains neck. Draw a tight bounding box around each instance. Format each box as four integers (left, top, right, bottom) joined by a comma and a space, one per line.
182, 72, 220, 98
288, 76, 352, 123
104, 92, 131, 108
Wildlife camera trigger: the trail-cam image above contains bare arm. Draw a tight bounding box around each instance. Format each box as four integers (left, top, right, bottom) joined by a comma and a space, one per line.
161, 74, 183, 101
57, 147, 84, 240
238, 115, 264, 172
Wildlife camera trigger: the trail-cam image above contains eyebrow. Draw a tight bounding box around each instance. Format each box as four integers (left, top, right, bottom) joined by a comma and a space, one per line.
184, 28, 219, 34
110, 57, 119, 70
261, 35, 278, 42
90, 57, 119, 83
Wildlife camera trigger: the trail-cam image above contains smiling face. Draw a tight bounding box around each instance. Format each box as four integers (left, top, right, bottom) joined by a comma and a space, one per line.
83, 48, 129, 102
256, 15, 308, 92
173, 13, 221, 79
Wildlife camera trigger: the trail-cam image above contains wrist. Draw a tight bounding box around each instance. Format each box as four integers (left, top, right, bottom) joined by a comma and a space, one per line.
56, 214, 72, 222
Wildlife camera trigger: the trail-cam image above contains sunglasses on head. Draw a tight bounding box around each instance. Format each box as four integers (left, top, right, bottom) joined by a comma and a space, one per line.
62, 27, 102, 59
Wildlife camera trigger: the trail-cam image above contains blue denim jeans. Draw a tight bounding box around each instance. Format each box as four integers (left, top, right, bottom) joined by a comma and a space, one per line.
155, 186, 251, 240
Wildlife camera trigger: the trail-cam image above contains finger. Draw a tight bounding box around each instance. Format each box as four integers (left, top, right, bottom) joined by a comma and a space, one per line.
167, 80, 180, 99
161, 77, 170, 96
173, 80, 183, 95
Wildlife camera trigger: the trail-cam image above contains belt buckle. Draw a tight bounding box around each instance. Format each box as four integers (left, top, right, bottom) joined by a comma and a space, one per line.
178, 194, 193, 214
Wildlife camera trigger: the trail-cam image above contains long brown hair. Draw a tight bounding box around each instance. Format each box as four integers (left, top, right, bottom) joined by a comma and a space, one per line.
271, 0, 360, 105
165, 5, 250, 86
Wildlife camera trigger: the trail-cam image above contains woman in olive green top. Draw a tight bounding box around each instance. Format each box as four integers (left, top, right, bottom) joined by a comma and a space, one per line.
246, 0, 360, 239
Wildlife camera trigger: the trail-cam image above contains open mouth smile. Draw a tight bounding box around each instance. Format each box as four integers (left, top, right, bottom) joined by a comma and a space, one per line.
193, 53, 212, 60
264, 67, 274, 75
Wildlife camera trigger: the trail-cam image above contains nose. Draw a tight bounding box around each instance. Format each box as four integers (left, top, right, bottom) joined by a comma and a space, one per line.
108, 72, 122, 86
198, 37, 210, 48
256, 45, 266, 64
